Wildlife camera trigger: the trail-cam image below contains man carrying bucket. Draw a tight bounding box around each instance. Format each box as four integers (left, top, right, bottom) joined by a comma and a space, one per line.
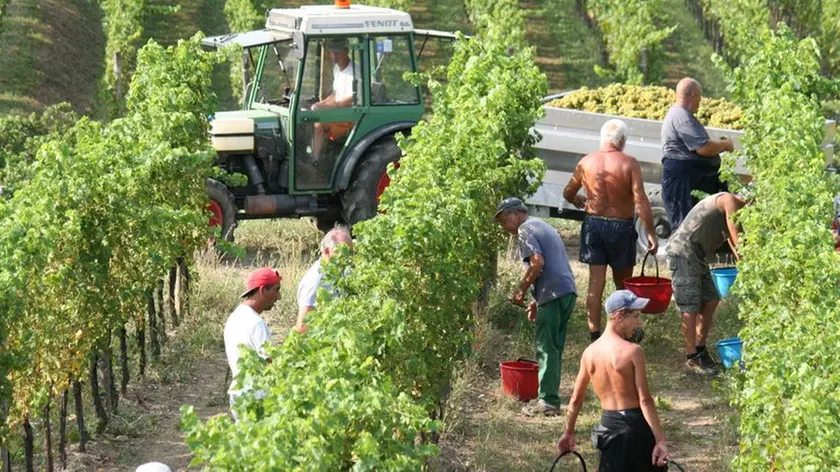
496, 197, 577, 417
563, 119, 658, 342
667, 192, 745, 375
558, 290, 669, 471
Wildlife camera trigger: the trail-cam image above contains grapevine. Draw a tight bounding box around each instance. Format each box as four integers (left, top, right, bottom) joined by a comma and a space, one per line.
0, 104, 80, 196
181, 0, 547, 469
717, 27, 840, 469
583, 0, 676, 84
0, 34, 217, 443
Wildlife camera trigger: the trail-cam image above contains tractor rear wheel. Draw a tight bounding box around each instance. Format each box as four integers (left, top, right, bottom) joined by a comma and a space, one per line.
340, 137, 401, 226
207, 178, 237, 242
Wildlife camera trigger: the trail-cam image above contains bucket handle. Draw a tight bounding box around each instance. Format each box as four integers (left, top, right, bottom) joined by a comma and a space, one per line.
517, 357, 539, 365
668, 459, 686, 471
638, 251, 659, 279
549, 450, 587, 472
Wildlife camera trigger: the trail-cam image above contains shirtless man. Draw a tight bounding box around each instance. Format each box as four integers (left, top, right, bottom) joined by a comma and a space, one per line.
564, 119, 657, 341
558, 290, 669, 471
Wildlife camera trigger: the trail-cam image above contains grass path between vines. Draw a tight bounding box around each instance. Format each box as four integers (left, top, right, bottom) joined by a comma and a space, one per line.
518, 0, 606, 93
431, 220, 740, 471
658, 0, 727, 97
60, 221, 322, 471
66, 219, 739, 471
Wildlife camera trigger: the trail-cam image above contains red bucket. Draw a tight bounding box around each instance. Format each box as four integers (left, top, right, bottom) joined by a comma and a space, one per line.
500, 359, 539, 401
624, 253, 673, 314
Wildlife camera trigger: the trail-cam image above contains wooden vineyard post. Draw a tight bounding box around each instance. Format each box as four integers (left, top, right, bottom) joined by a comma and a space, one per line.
168, 266, 178, 327
101, 334, 118, 413
176, 257, 190, 321
119, 325, 129, 395
1, 397, 10, 472
72, 381, 87, 452
43, 399, 53, 472
23, 416, 33, 472
156, 279, 167, 344
137, 314, 147, 377
59, 389, 68, 470
147, 292, 160, 360
89, 352, 108, 434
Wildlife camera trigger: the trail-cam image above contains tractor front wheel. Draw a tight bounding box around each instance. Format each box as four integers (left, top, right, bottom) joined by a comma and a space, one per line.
207, 178, 237, 242
340, 137, 401, 226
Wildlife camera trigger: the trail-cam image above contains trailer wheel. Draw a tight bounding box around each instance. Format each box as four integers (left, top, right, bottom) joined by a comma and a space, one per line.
635, 207, 671, 257
207, 178, 237, 242
340, 136, 401, 226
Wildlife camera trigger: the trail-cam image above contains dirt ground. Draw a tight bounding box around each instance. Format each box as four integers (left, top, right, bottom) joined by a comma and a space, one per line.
66, 355, 229, 472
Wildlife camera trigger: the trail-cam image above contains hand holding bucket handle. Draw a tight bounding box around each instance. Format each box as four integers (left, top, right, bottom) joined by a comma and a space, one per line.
639, 251, 659, 279
549, 450, 587, 472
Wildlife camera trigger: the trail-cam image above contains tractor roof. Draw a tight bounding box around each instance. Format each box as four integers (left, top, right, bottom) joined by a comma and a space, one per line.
266, 4, 413, 35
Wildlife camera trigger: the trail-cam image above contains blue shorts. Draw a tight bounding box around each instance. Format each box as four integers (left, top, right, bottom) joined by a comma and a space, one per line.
661, 158, 728, 228
579, 215, 637, 270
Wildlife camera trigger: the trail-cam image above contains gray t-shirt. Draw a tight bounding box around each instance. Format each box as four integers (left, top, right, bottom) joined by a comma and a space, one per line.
518, 217, 577, 305
661, 105, 718, 167
666, 193, 726, 262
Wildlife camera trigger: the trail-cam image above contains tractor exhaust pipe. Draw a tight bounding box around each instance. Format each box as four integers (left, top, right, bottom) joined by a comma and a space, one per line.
244, 194, 314, 216
243, 155, 267, 194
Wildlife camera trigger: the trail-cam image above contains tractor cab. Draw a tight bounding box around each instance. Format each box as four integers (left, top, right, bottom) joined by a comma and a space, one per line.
201, 3, 451, 237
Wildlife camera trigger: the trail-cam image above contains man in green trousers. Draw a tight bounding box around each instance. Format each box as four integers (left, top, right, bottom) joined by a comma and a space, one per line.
496, 198, 578, 416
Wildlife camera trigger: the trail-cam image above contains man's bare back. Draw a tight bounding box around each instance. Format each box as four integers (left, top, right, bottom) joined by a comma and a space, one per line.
574, 150, 641, 220
582, 332, 643, 411
559, 291, 669, 469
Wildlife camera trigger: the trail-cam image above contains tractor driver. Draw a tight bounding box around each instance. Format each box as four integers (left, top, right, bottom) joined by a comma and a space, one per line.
310, 38, 359, 165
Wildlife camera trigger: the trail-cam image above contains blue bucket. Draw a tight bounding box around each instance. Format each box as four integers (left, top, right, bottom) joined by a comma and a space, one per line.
716, 337, 743, 369
711, 267, 738, 298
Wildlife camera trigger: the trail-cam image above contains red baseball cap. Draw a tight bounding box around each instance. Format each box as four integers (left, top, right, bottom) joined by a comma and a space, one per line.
240, 268, 282, 298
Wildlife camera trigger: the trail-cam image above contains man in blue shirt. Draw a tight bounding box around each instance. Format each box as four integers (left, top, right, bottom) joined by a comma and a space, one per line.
496, 197, 577, 416
660, 78, 734, 228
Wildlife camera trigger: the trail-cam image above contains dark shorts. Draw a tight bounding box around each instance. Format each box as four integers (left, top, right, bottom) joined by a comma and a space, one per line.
667, 254, 719, 314
579, 215, 637, 270
592, 408, 667, 472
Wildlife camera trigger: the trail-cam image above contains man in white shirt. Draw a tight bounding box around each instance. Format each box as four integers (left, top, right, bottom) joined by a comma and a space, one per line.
224, 267, 282, 421
311, 38, 358, 163
295, 225, 353, 334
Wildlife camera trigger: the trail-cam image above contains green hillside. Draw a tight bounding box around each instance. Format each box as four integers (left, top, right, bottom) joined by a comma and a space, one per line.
0, 0, 731, 117
0, 0, 104, 116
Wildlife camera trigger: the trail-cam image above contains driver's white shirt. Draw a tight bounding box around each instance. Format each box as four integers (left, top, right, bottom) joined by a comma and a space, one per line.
333, 61, 358, 102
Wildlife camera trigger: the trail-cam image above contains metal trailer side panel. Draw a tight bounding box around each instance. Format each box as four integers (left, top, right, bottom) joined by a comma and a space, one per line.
527, 106, 836, 214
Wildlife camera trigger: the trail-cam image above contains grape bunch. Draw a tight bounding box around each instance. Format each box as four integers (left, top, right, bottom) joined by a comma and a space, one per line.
547, 83, 743, 129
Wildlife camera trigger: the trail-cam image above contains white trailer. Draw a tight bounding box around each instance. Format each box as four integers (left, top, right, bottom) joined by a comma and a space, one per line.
526, 101, 837, 254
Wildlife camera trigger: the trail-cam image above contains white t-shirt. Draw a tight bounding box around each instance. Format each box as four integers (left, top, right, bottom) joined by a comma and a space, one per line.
333, 61, 358, 103
297, 260, 323, 310
223, 304, 271, 394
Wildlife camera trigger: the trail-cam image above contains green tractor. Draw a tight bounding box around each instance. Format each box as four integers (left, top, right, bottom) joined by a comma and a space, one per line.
202, 3, 454, 238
